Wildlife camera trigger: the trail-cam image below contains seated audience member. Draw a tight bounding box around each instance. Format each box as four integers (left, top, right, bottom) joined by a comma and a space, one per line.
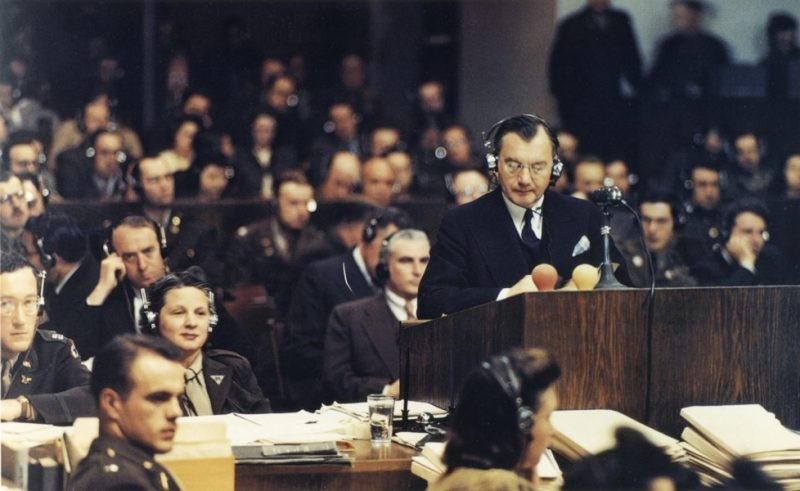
563, 427, 700, 490
324, 229, 430, 402
361, 156, 396, 207
693, 199, 788, 286
682, 161, 725, 267
48, 90, 143, 171
412, 80, 452, 155
226, 170, 330, 318
778, 151, 800, 200
195, 154, 233, 202
69, 335, 184, 490
2, 130, 57, 198
1, 171, 31, 256
620, 189, 697, 287
20, 174, 47, 217
431, 348, 561, 491
1, 253, 95, 424
308, 102, 363, 187
57, 128, 128, 201
158, 115, 202, 174
231, 111, 296, 199
368, 125, 402, 158
728, 132, 776, 200
129, 156, 221, 284
448, 169, 489, 206
571, 156, 605, 199
24, 213, 99, 356
384, 147, 415, 198
143, 268, 271, 415
283, 207, 412, 410
417, 123, 481, 197
317, 150, 361, 200
85, 216, 249, 360
605, 159, 637, 203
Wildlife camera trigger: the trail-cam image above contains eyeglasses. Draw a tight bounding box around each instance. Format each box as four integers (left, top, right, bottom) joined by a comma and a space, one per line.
0, 190, 25, 204
0, 297, 40, 316
504, 161, 550, 176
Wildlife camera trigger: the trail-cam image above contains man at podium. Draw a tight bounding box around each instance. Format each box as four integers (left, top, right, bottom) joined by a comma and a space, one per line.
418, 114, 627, 318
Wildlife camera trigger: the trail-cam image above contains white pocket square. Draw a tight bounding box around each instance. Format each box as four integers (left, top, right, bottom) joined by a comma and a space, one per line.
572, 235, 591, 257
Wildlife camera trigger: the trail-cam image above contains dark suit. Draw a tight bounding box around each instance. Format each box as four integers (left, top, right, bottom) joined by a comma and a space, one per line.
203, 349, 272, 414
156, 209, 223, 286
418, 189, 629, 318
282, 250, 377, 410
2, 328, 95, 424
69, 436, 181, 491
44, 258, 100, 358
692, 245, 788, 286
323, 294, 400, 403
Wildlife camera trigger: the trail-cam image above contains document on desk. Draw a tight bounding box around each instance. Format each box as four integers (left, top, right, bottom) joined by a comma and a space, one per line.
233, 441, 352, 465
185, 412, 361, 445
320, 400, 448, 422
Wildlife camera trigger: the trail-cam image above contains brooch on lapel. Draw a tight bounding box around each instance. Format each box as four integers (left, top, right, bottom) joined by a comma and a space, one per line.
210, 375, 225, 385
21, 375, 32, 384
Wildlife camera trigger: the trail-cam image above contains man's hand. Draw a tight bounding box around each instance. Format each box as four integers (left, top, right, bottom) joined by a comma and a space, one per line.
726, 235, 757, 271
386, 379, 401, 399
0, 399, 22, 421
507, 274, 539, 298
87, 253, 126, 306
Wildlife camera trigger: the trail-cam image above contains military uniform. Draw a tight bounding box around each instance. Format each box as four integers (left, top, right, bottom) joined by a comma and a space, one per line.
681, 203, 723, 268
157, 209, 223, 286
69, 436, 181, 491
620, 239, 697, 288
2, 328, 96, 424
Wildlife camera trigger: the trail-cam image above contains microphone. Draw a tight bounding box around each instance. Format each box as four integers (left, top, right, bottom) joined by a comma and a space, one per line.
589, 186, 625, 207
572, 264, 599, 291
531, 264, 558, 291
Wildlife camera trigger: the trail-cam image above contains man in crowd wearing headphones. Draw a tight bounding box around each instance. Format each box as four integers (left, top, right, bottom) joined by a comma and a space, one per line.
692, 198, 788, 286
317, 150, 362, 200
619, 189, 697, 287
69, 335, 183, 490
0, 171, 31, 256
323, 228, 430, 402
85, 215, 251, 360
728, 132, 776, 200
282, 207, 413, 410
681, 160, 725, 268
1, 253, 95, 424
1, 130, 57, 198
24, 213, 100, 357
130, 155, 222, 285
56, 127, 128, 201
418, 114, 628, 318
226, 170, 331, 320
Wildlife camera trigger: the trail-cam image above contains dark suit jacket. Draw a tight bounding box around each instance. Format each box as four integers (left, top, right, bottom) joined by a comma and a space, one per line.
44, 257, 100, 358
282, 249, 377, 409
323, 294, 400, 403
418, 189, 629, 318
692, 245, 788, 286
3, 329, 96, 424
203, 349, 271, 414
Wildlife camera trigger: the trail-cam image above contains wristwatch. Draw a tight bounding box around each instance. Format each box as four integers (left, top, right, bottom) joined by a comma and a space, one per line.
16, 396, 32, 421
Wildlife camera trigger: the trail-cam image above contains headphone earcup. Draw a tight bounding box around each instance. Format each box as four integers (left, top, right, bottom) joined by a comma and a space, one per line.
549, 158, 564, 187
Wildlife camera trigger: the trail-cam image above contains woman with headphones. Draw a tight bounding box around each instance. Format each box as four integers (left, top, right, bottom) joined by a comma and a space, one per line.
430, 348, 561, 491
141, 267, 271, 416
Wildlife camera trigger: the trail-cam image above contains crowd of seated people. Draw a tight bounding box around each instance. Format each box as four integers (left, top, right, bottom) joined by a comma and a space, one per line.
0, 3, 798, 488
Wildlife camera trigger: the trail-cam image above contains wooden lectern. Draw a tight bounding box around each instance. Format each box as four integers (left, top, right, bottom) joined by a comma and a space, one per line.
400, 286, 800, 436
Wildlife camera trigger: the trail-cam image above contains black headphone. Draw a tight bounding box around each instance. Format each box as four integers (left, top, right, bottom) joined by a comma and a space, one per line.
362, 207, 412, 244
481, 355, 535, 439
141, 286, 218, 335
84, 129, 127, 165
483, 114, 564, 188
34, 236, 55, 270
374, 231, 397, 285
103, 216, 168, 258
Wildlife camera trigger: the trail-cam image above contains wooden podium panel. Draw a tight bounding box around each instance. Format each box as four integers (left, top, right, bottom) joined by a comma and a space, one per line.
649, 286, 800, 435
402, 287, 800, 436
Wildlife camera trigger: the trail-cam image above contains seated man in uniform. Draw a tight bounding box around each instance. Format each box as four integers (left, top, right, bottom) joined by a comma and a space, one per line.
324, 228, 429, 402
69, 334, 184, 490
0, 253, 95, 424
419, 114, 628, 318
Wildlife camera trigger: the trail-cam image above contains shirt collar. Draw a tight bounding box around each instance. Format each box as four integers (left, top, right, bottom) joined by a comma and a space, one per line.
501, 192, 545, 238
54, 259, 83, 295
384, 288, 415, 322
352, 247, 374, 287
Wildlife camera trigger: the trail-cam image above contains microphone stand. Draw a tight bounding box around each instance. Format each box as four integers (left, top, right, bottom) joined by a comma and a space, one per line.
589, 186, 628, 290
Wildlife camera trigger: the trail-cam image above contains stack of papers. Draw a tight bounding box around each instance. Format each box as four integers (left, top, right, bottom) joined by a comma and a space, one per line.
233, 441, 352, 466
550, 409, 685, 462
680, 404, 800, 489
319, 400, 448, 422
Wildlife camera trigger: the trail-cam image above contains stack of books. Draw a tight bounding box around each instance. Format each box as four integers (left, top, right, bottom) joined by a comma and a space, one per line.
679, 404, 800, 489
550, 409, 686, 462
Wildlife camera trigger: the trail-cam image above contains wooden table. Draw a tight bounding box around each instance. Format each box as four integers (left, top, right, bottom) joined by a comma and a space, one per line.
235, 441, 426, 490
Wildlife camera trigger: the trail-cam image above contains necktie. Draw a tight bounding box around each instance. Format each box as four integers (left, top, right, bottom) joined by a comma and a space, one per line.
405, 300, 417, 321
2, 359, 13, 394
521, 208, 540, 250
183, 367, 213, 416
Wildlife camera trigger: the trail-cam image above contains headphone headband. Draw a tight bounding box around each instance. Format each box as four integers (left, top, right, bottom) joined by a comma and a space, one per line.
483, 114, 563, 187
482, 355, 535, 437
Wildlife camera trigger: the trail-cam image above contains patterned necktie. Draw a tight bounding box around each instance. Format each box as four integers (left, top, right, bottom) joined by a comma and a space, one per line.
521, 208, 540, 250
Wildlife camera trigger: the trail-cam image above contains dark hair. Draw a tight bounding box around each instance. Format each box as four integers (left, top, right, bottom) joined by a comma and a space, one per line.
491, 115, 560, 159
722, 198, 770, 234
1, 131, 39, 171
768, 13, 797, 42
90, 334, 182, 401
0, 252, 37, 275
141, 266, 214, 334
362, 206, 414, 243
639, 188, 682, 225
113, 215, 159, 236
443, 348, 561, 472
273, 169, 310, 198
563, 427, 700, 490
25, 213, 88, 263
